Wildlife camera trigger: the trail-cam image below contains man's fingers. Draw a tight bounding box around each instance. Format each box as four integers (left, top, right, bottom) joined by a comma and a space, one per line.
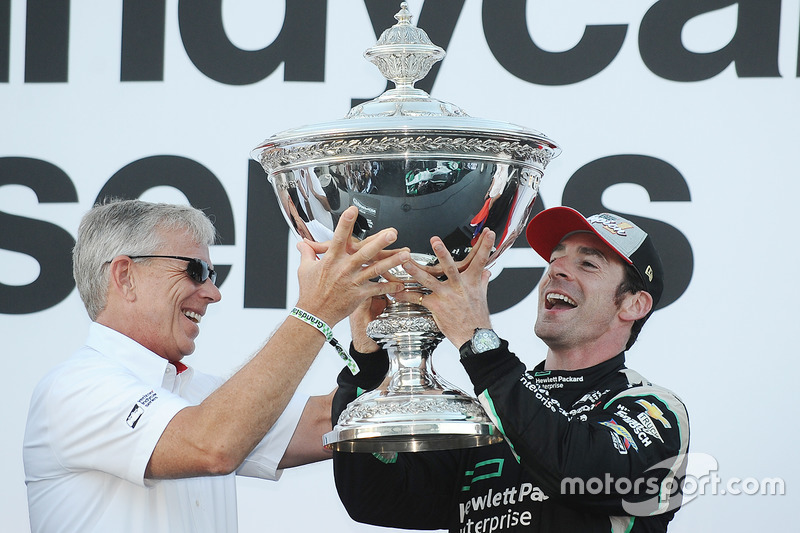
371, 280, 406, 296
306, 206, 405, 261
400, 257, 439, 288
327, 206, 360, 256
304, 239, 329, 254
473, 229, 496, 270
352, 227, 399, 264
429, 238, 464, 282
296, 239, 319, 263
372, 246, 410, 262
459, 229, 491, 267
392, 289, 426, 305
354, 250, 409, 285
453, 229, 495, 278
381, 267, 405, 283
419, 228, 495, 276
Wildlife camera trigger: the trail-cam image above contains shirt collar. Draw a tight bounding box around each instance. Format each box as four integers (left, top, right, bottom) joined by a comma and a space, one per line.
86, 322, 193, 388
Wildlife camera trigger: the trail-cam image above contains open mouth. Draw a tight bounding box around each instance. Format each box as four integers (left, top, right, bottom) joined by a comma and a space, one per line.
545, 292, 577, 310
183, 310, 202, 324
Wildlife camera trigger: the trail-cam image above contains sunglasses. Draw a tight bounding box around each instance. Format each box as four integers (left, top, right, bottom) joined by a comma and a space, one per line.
127, 255, 218, 285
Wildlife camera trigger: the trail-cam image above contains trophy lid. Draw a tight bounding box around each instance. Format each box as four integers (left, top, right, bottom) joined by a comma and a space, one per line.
253, 2, 559, 174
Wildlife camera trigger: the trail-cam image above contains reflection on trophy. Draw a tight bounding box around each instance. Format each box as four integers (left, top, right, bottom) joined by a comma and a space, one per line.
252, 2, 559, 452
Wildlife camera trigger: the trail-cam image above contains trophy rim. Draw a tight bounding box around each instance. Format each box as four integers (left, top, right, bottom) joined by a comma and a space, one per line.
323, 421, 503, 452
251, 123, 560, 178
253, 116, 559, 158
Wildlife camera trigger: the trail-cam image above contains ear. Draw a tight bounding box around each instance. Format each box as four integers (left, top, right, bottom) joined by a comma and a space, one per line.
618, 290, 653, 323
107, 256, 137, 302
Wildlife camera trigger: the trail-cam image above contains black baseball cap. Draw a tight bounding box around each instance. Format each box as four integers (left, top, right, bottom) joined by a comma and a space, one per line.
525, 206, 664, 307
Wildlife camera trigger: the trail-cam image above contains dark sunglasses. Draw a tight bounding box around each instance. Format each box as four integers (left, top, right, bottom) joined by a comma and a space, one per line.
127, 255, 218, 285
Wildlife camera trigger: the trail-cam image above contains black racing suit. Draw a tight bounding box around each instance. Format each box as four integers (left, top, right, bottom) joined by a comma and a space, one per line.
332, 340, 690, 533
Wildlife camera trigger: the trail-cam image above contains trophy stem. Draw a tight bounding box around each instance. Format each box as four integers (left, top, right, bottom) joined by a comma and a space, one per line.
369, 298, 443, 393
323, 289, 503, 452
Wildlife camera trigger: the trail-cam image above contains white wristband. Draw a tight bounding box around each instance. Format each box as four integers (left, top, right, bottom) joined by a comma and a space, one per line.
289, 307, 360, 375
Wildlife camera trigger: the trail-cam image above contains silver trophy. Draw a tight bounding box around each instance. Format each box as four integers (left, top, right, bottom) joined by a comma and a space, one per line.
252, 2, 559, 452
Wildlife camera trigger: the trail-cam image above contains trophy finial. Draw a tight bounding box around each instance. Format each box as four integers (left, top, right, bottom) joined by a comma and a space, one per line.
395, 2, 412, 25
364, 2, 445, 91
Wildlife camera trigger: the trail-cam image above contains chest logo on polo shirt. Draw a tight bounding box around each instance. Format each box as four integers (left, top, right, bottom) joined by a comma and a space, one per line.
126, 390, 158, 429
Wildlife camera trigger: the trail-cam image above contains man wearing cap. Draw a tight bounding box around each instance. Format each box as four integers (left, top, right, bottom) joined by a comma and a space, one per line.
331, 207, 690, 532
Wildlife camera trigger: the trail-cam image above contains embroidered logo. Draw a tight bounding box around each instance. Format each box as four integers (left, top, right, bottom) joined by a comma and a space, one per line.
600, 419, 639, 452
126, 390, 158, 429
636, 399, 671, 428
587, 214, 633, 237
126, 404, 144, 428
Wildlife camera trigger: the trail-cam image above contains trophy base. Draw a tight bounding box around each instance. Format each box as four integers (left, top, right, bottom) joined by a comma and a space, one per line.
324, 390, 504, 452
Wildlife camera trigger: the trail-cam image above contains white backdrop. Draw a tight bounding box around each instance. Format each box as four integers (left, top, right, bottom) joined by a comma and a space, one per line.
2, 1, 798, 531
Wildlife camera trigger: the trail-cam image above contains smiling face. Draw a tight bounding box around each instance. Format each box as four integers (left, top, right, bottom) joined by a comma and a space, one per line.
534, 231, 630, 357
125, 230, 222, 362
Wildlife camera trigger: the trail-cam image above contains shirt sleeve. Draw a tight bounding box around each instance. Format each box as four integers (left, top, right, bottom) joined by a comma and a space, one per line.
331, 343, 389, 425
461, 342, 690, 516
236, 392, 309, 480
28, 361, 190, 488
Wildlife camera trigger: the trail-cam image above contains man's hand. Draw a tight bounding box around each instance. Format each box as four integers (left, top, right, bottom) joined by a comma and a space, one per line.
348, 295, 391, 354
394, 228, 496, 348
295, 206, 408, 327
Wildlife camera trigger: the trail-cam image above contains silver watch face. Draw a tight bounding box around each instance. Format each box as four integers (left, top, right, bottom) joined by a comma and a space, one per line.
472, 329, 501, 353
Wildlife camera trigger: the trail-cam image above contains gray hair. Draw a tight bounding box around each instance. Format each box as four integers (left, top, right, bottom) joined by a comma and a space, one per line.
73, 198, 217, 320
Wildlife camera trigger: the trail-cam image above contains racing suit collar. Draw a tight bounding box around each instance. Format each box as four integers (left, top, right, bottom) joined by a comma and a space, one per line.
530, 353, 626, 404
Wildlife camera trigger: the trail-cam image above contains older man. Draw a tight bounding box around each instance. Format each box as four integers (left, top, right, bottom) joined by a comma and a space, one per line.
332, 206, 690, 532
23, 199, 407, 533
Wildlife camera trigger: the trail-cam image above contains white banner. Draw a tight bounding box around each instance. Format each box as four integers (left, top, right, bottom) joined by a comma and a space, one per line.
2, 1, 797, 531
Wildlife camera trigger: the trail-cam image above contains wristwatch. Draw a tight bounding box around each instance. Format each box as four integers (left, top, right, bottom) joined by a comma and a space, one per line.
460, 328, 501, 359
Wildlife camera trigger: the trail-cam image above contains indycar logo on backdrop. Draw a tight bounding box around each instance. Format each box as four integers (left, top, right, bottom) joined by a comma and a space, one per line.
7, 2, 788, 85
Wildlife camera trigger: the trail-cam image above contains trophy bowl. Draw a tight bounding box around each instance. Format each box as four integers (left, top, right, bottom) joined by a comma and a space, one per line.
251, 2, 559, 452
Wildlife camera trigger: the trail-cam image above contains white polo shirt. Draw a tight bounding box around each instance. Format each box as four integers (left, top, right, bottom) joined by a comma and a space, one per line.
23, 322, 307, 533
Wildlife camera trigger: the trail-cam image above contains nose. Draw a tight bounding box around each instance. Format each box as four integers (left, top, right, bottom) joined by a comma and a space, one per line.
202, 280, 222, 303
546, 256, 572, 280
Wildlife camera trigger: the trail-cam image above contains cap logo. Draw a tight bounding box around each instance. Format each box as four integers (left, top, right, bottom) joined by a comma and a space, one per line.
587, 214, 633, 237
645, 265, 654, 282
